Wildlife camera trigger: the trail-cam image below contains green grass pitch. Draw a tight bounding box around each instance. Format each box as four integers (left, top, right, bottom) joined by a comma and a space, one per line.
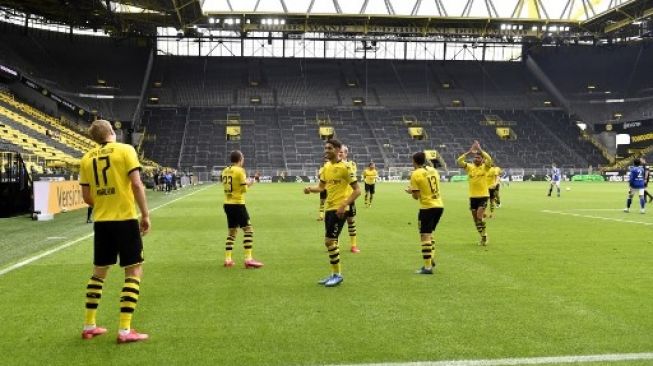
0, 181, 651, 366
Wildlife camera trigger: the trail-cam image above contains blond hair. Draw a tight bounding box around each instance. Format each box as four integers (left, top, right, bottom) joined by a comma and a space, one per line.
88, 120, 114, 144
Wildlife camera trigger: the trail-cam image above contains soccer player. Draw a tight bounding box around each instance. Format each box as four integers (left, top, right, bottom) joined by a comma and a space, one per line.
79, 120, 150, 344
339, 145, 360, 253
624, 157, 646, 214
363, 162, 378, 208
304, 139, 361, 287
456, 140, 493, 246
405, 152, 444, 275
547, 163, 562, 197
221, 150, 263, 268
486, 165, 501, 217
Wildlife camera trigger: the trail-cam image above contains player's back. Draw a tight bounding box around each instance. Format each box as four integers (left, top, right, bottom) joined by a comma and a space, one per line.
411, 166, 443, 209
80, 142, 140, 221
629, 166, 645, 188
222, 165, 247, 204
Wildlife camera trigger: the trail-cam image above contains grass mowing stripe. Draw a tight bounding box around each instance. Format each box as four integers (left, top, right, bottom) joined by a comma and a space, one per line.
0, 185, 210, 277
541, 209, 653, 226
329, 352, 653, 366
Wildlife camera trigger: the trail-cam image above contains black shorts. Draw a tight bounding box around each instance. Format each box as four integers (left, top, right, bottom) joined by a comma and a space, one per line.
488, 188, 497, 200
319, 190, 327, 200
223, 204, 251, 228
364, 183, 375, 194
418, 207, 444, 234
347, 202, 357, 218
324, 210, 347, 239
469, 197, 489, 210
94, 220, 144, 267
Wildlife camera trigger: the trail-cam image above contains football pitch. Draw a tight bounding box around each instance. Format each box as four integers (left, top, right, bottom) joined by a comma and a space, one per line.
0, 181, 652, 366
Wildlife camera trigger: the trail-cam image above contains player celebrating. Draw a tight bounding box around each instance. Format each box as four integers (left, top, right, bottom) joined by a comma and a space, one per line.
363, 162, 378, 208
406, 152, 444, 275
547, 163, 562, 197
221, 150, 263, 269
624, 157, 646, 214
456, 140, 493, 246
304, 139, 361, 287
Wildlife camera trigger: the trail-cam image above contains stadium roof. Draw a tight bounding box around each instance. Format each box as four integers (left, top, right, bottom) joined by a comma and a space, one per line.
0, 0, 650, 39
203, 0, 634, 22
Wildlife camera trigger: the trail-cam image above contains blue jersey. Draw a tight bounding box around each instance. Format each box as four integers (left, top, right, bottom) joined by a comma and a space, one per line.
551, 167, 561, 182
629, 166, 645, 189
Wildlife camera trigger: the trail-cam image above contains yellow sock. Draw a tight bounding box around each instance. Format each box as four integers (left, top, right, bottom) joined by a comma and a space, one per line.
327, 242, 341, 274
431, 240, 436, 264
421, 241, 432, 268
244, 230, 254, 260
84, 276, 104, 326
225, 235, 234, 261
119, 277, 140, 330
348, 222, 357, 247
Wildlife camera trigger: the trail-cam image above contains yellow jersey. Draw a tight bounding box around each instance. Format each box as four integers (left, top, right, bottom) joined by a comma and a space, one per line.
486, 166, 501, 189
221, 165, 248, 204
79, 142, 142, 222
320, 160, 356, 211
410, 166, 444, 209
363, 168, 378, 185
457, 151, 493, 198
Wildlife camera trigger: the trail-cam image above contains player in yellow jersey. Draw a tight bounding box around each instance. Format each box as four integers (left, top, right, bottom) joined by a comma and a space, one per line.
221, 150, 263, 269
78, 120, 150, 344
339, 145, 360, 253
456, 140, 493, 246
486, 165, 501, 218
363, 162, 378, 208
406, 152, 444, 275
304, 139, 361, 287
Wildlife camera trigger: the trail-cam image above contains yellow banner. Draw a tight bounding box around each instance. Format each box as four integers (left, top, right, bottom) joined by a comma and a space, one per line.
424, 150, 438, 160
319, 126, 334, 136
408, 127, 423, 137
496, 127, 511, 138
41, 180, 86, 214
226, 126, 241, 136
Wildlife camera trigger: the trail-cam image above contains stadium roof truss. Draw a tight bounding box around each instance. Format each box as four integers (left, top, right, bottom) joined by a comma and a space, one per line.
0, 0, 650, 40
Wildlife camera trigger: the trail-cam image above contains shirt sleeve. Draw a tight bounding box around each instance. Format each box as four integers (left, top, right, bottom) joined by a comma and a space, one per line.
347, 165, 356, 185
456, 153, 467, 168
410, 171, 419, 191
79, 157, 90, 186
481, 150, 493, 169
240, 169, 248, 192
124, 145, 142, 175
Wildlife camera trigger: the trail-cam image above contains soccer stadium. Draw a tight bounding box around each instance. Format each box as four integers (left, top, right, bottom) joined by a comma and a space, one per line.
0, 0, 652, 365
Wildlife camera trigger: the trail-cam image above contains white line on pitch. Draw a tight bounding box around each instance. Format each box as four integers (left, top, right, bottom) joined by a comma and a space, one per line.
328, 352, 653, 366
541, 209, 652, 226
569, 208, 624, 211
0, 186, 211, 277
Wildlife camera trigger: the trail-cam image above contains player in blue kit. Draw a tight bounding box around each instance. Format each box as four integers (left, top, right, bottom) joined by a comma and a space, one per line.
547, 163, 561, 197
624, 158, 646, 214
